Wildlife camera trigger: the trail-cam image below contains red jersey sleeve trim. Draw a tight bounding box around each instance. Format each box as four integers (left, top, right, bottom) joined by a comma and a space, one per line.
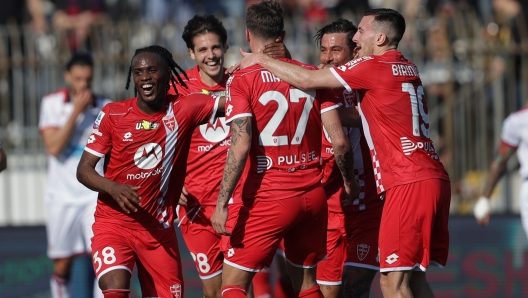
321, 103, 342, 114
226, 113, 253, 124
499, 139, 517, 151
329, 68, 352, 92
84, 147, 105, 158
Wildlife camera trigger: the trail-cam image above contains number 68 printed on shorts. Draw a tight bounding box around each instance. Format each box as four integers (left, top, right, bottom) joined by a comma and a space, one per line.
93, 246, 117, 273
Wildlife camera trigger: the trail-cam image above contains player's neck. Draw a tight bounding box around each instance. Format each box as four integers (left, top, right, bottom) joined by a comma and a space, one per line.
137, 95, 167, 115
198, 68, 224, 87
249, 39, 275, 54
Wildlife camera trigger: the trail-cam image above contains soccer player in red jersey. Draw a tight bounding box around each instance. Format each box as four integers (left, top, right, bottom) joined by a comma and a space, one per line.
170, 15, 231, 298
77, 45, 223, 298
234, 8, 451, 298
314, 19, 383, 298
211, 1, 359, 298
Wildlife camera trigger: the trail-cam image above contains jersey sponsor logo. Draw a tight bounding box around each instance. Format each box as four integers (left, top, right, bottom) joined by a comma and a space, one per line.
261, 70, 281, 83
225, 104, 233, 117
199, 117, 230, 143
93, 111, 105, 128
170, 284, 182, 298
126, 166, 162, 180
385, 253, 399, 265
357, 244, 370, 261
92, 129, 103, 136
123, 132, 133, 142
198, 139, 230, 152
136, 120, 159, 130
338, 56, 374, 71
163, 115, 176, 131
134, 143, 163, 170
256, 155, 273, 173
400, 137, 438, 159
277, 151, 318, 166
87, 135, 96, 144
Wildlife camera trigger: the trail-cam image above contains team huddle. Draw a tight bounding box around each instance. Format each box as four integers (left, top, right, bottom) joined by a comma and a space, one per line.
60, 1, 451, 298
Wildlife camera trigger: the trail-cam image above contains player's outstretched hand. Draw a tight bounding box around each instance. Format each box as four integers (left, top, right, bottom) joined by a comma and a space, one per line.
342, 180, 360, 207
107, 183, 141, 214
179, 186, 188, 206
226, 49, 266, 75
211, 205, 231, 236
474, 196, 491, 225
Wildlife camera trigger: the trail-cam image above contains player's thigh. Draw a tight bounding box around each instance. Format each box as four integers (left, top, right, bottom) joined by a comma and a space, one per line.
46, 201, 89, 259
284, 186, 327, 268
316, 212, 346, 285
91, 222, 135, 285
224, 198, 302, 271
430, 179, 451, 267
379, 179, 448, 271
344, 206, 382, 271
179, 205, 223, 279
135, 228, 184, 297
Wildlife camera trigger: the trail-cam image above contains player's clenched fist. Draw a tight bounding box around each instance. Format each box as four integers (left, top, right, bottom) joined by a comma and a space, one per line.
107, 183, 141, 214
211, 206, 231, 236
342, 180, 360, 207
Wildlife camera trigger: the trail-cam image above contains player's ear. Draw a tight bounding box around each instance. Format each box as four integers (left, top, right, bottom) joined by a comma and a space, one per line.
376, 33, 388, 46
188, 48, 196, 60
245, 29, 250, 43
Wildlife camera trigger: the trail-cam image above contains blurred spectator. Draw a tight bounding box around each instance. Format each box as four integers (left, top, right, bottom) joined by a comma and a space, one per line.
142, 0, 194, 26
51, 0, 109, 51
0, 0, 47, 32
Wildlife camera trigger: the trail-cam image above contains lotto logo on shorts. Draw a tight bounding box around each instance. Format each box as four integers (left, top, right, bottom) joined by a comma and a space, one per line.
170, 284, 182, 298
227, 248, 235, 258
385, 253, 399, 265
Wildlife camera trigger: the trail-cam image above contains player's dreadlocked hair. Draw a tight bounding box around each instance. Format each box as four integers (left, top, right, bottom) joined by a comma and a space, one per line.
125, 45, 188, 96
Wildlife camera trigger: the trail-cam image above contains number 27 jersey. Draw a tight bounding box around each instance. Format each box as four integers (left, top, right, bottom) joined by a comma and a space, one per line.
226, 58, 341, 199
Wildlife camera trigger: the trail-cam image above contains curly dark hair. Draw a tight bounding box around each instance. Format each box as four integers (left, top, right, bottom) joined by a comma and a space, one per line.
125, 45, 188, 96
182, 15, 228, 49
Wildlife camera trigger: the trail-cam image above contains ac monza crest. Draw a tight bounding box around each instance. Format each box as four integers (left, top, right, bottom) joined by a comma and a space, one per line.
357, 244, 370, 261
163, 115, 176, 131
170, 284, 182, 298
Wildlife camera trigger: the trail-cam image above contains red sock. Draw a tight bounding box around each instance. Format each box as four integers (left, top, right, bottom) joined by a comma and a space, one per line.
252, 270, 272, 298
298, 285, 324, 298
275, 276, 295, 298
221, 285, 247, 298
102, 289, 130, 298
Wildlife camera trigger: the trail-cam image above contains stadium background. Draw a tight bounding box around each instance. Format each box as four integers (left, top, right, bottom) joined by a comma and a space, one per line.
0, 0, 527, 297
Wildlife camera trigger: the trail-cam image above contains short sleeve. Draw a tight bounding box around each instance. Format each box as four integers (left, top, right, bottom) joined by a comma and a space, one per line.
38, 97, 62, 130
329, 56, 377, 92
85, 106, 113, 157
183, 93, 218, 126
317, 88, 342, 114
501, 114, 519, 148
225, 75, 252, 124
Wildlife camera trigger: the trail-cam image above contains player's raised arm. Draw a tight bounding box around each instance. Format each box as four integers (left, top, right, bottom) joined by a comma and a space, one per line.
211, 116, 252, 235
237, 50, 343, 90
77, 151, 141, 214
321, 108, 360, 203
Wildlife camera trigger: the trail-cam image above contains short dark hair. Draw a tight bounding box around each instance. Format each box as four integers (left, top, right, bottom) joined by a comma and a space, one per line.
182, 15, 228, 49
66, 53, 93, 71
364, 8, 406, 47
246, 0, 284, 40
125, 45, 188, 96
313, 18, 357, 52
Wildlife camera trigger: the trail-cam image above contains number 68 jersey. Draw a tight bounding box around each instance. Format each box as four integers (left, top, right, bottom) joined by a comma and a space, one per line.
329, 51, 450, 193
226, 58, 341, 200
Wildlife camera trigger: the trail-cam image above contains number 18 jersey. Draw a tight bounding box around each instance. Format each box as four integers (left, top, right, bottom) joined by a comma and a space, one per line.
226, 58, 340, 200
329, 51, 449, 193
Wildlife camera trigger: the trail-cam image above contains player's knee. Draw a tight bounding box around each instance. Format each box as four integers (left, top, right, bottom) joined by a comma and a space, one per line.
98, 269, 131, 291
203, 286, 222, 298
380, 272, 410, 295
102, 289, 130, 298
221, 285, 247, 298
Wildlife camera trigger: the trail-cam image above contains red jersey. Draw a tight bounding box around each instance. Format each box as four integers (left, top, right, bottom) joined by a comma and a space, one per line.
329, 51, 450, 193
321, 88, 381, 213
168, 65, 230, 206
84, 94, 219, 230
226, 58, 340, 200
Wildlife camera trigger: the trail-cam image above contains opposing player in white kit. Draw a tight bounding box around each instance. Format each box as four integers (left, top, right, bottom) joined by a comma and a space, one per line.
475, 107, 528, 239
39, 53, 110, 298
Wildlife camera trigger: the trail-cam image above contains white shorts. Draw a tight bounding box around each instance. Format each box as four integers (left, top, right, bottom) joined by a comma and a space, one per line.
46, 199, 97, 259
520, 181, 528, 238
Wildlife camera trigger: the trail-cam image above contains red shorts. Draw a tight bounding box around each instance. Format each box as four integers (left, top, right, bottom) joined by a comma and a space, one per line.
91, 221, 183, 297
344, 204, 383, 270
222, 186, 328, 271
178, 205, 224, 279
316, 211, 346, 285
379, 179, 451, 272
